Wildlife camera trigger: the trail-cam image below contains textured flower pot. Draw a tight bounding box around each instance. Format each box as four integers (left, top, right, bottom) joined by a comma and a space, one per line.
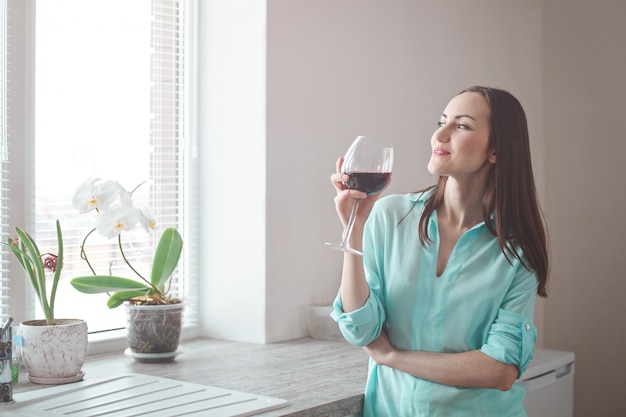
125, 303, 183, 354
20, 319, 88, 382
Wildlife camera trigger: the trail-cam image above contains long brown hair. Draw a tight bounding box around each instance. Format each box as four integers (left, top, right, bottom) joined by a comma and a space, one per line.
417, 86, 549, 297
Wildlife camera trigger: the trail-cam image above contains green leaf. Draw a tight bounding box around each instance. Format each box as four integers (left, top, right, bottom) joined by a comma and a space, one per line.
14, 227, 50, 319
3, 221, 65, 324
70, 275, 151, 294
150, 227, 183, 289
48, 220, 64, 323
6, 244, 40, 294
107, 290, 149, 308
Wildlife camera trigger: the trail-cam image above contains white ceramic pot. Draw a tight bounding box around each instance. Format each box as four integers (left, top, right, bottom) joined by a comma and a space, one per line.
20, 319, 88, 381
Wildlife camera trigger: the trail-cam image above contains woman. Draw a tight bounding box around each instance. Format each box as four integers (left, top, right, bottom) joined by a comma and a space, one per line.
330, 86, 548, 416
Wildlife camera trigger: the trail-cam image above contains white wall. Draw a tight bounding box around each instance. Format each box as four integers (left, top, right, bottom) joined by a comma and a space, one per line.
198, 1, 267, 342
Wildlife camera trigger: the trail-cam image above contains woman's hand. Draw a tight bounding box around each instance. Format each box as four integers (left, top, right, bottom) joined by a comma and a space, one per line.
330, 157, 382, 231
363, 329, 396, 366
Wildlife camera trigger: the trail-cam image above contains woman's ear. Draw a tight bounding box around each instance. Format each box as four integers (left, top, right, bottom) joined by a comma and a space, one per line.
489, 150, 496, 164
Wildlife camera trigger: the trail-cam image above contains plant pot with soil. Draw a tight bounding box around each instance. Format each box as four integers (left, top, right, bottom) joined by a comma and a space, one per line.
125, 301, 184, 357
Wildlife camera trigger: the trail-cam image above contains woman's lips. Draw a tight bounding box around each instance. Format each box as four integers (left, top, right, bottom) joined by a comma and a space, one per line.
433, 147, 450, 156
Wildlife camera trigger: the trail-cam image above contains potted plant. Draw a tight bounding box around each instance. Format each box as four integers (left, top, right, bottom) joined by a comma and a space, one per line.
69, 178, 184, 360
5, 220, 88, 384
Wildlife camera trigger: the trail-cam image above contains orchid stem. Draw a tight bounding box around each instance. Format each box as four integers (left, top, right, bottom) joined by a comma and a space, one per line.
117, 234, 161, 295
80, 228, 98, 275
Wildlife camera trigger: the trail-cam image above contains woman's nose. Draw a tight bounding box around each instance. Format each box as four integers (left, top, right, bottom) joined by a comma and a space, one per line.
434, 126, 450, 143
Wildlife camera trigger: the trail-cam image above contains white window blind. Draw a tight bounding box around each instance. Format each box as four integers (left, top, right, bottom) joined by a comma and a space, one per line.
0, 0, 8, 321
29, 0, 198, 334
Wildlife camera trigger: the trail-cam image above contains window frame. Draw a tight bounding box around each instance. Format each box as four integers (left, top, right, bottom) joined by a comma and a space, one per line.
3, 0, 200, 354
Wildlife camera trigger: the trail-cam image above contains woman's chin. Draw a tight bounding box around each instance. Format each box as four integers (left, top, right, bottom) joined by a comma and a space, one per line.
427, 162, 442, 176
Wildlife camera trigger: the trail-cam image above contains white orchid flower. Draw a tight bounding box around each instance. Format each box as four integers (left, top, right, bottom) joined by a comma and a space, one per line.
73, 178, 125, 214
138, 207, 157, 233
95, 206, 142, 239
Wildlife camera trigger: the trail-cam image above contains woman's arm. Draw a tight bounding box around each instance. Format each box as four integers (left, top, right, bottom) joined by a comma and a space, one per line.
330, 157, 382, 312
364, 330, 519, 391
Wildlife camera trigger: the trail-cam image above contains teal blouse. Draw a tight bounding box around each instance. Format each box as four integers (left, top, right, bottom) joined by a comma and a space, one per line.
332, 191, 538, 417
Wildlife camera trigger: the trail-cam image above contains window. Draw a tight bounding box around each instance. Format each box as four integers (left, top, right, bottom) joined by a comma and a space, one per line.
3, 0, 198, 340
0, 0, 8, 321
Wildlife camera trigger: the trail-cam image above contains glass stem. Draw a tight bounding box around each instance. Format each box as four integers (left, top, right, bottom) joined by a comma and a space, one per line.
341, 198, 361, 248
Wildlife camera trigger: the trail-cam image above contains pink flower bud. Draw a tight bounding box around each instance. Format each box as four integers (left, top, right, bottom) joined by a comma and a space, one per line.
42, 254, 59, 272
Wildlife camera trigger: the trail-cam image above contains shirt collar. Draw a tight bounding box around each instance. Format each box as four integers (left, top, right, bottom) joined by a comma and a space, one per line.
407, 187, 495, 224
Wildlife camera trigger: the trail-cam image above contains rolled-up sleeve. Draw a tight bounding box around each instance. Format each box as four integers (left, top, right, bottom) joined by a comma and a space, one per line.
331, 290, 386, 347
480, 308, 537, 377
480, 258, 539, 377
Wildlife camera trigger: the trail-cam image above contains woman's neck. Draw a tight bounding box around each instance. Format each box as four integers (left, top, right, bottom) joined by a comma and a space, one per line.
438, 177, 487, 229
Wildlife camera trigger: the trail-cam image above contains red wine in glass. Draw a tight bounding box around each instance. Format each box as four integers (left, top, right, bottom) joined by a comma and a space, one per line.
344, 172, 391, 195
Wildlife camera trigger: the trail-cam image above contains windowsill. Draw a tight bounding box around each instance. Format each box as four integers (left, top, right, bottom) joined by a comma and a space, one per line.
14, 337, 368, 417
85, 325, 200, 356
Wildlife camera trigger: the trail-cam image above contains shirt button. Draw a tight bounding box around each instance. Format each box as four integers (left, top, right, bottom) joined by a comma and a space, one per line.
525, 324, 531, 330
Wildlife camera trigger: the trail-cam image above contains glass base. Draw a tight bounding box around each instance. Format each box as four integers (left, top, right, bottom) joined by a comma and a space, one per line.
324, 242, 363, 256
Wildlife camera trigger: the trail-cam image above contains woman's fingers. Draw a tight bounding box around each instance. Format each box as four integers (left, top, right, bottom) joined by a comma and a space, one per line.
330, 157, 348, 191
330, 156, 370, 200
336, 157, 343, 173
330, 156, 372, 225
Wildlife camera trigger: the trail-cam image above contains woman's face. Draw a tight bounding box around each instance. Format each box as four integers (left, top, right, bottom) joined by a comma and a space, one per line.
427, 92, 495, 180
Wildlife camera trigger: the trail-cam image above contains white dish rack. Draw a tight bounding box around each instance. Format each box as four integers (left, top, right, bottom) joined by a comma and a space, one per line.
7, 373, 288, 416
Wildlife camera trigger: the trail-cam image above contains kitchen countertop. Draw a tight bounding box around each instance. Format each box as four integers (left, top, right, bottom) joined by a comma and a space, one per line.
13, 337, 369, 417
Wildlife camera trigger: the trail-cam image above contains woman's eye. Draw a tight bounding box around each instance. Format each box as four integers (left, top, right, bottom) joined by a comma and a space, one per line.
437, 121, 445, 127
457, 124, 469, 129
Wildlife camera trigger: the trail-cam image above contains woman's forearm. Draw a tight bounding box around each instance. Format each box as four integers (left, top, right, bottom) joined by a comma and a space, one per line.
365, 331, 519, 391
389, 349, 518, 391
339, 249, 370, 312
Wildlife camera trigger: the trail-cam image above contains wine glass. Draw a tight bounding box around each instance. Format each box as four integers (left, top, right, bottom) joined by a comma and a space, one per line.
325, 136, 394, 256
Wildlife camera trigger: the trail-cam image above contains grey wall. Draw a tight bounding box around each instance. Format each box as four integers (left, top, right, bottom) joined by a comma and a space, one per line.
543, 1, 626, 416
265, 0, 545, 341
